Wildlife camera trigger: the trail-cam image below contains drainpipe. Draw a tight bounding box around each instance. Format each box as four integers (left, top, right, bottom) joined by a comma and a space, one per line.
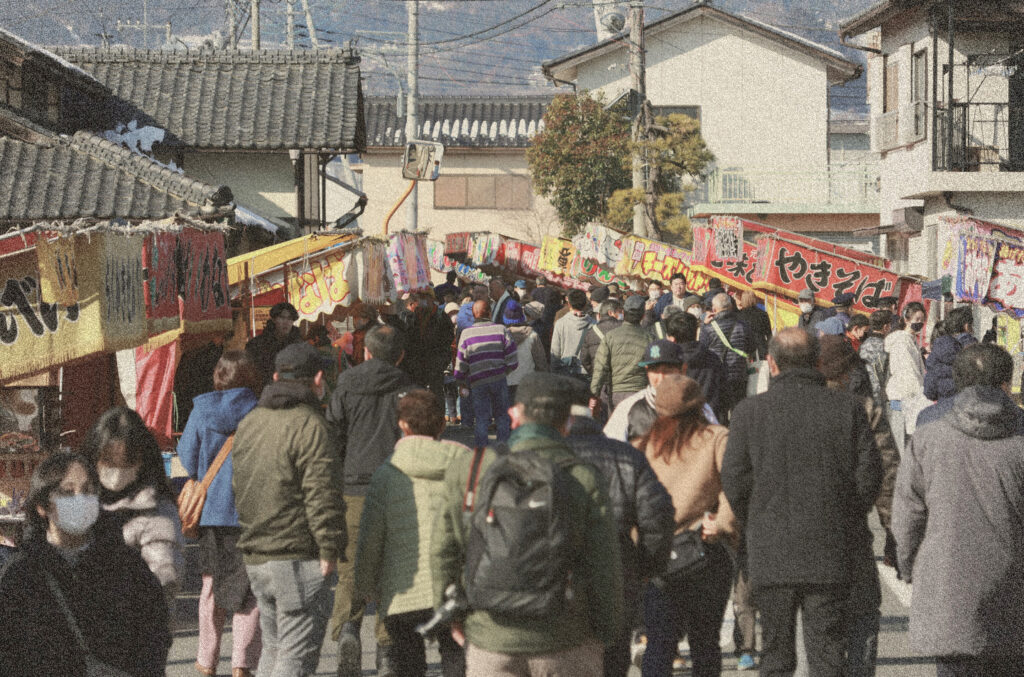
947, 0, 955, 169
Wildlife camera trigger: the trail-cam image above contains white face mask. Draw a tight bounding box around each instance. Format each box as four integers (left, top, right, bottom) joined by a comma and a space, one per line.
687, 306, 703, 319
98, 465, 139, 492
52, 494, 100, 535
799, 302, 814, 314
648, 289, 662, 301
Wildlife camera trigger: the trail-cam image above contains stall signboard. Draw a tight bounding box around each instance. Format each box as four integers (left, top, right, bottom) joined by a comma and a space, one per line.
468, 233, 505, 269
362, 241, 395, 304
750, 235, 902, 313
142, 233, 180, 334
287, 249, 354, 321
952, 233, 998, 303
427, 240, 457, 273
616, 235, 711, 294
572, 224, 626, 270
178, 229, 231, 332
445, 232, 472, 260
35, 236, 78, 307
1, 233, 148, 382
388, 233, 433, 293
539, 236, 576, 278
987, 241, 1024, 318
502, 240, 544, 278
692, 224, 760, 291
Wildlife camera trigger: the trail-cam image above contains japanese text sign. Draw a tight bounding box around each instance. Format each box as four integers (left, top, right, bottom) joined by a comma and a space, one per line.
177, 229, 231, 331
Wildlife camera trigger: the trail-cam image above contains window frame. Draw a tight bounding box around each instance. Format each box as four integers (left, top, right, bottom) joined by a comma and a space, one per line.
432, 173, 533, 211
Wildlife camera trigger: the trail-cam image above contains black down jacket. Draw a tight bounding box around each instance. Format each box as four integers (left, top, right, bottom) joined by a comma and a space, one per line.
567, 416, 674, 596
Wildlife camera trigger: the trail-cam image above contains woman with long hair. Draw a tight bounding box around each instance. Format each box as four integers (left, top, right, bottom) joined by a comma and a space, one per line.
81, 406, 184, 623
178, 351, 263, 677
0, 451, 171, 676
639, 374, 737, 677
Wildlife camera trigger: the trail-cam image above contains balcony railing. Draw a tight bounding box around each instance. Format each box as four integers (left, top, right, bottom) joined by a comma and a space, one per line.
874, 102, 927, 152
934, 102, 1024, 171
693, 165, 880, 211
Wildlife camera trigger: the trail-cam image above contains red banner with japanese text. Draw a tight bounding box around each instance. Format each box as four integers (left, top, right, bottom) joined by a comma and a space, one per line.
142, 233, 180, 334
691, 225, 758, 292
751, 236, 902, 313
177, 229, 231, 332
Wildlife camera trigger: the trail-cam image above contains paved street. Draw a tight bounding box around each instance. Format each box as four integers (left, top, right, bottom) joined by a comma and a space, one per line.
166, 424, 937, 676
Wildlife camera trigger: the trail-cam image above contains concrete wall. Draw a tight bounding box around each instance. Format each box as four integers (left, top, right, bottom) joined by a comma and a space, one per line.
354, 150, 562, 243
574, 14, 831, 205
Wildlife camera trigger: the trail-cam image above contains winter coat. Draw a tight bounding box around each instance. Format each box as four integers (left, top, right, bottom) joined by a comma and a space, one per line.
550, 312, 597, 371
923, 335, 961, 402
893, 386, 1024, 657
699, 310, 752, 389
721, 368, 881, 590
177, 387, 259, 526
507, 325, 548, 386
100, 486, 183, 595
736, 306, 773, 361
677, 340, 726, 416
244, 323, 303, 384
580, 317, 622, 377
326, 358, 418, 492
859, 334, 888, 406
233, 379, 347, 564
651, 292, 682, 321
396, 307, 455, 391
456, 302, 476, 333
884, 329, 925, 402
432, 423, 624, 654
0, 524, 170, 677
590, 322, 652, 396
797, 307, 830, 331
354, 436, 472, 617
567, 416, 674, 595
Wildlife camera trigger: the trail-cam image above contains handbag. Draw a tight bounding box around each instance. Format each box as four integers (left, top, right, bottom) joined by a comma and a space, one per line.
660, 527, 708, 583
177, 435, 234, 540
44, 573, 134, 677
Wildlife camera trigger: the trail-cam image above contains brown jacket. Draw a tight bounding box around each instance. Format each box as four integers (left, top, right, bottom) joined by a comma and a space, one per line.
644, 424, 737, 545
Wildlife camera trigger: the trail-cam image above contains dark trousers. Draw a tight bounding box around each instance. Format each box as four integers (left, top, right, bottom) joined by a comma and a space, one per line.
936, 655, 1023, 677
604, 584, 640, 677
641, 542, 733, 677
383, 609, 465, 677
753, 584, 848, 677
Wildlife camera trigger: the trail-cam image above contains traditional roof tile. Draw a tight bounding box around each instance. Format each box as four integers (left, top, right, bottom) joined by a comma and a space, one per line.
364, 95, 552, 149
54, 47, 366, 152
0, 129, 233, 222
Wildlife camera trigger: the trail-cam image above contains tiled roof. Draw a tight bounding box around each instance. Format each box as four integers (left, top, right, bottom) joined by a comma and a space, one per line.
0, 130, 233, 222
364, 95, 552, 149
53, 47, 366, 152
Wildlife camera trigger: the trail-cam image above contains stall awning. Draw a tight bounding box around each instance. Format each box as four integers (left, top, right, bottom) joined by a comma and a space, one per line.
227, 232, 359, 286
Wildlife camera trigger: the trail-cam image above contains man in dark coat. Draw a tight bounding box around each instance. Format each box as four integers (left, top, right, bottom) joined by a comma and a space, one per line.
699, 292, 752, 421
796, 289, 830, 331
326, 325, 419, 675
664, 311, 725, 417
721, 328, 881, 677
395, 291, 454, 396
244, 301, 303, 386
565, 380, 673, 677
893, 345, 1024, 676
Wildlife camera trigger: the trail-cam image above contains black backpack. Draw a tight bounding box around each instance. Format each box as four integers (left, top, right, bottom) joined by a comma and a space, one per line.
461, 447, 577, 618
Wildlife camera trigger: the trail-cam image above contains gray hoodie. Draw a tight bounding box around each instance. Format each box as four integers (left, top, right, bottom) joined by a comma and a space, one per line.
549, 311, 596, 371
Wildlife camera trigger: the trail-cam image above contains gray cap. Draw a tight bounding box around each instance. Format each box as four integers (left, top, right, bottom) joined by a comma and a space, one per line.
275, 342, 324, 379
798, 288, 814, 301
624, 295, 647, 312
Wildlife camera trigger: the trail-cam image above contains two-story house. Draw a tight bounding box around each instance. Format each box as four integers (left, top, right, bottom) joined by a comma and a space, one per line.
542, 2, 885, 252
840, 0, 1024, 276
356, 94, 562, 243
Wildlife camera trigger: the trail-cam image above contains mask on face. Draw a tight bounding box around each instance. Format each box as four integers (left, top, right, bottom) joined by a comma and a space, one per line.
98, 465, 139, 492
649, 290, 662, 301
799, 302, 814, 314
687, 306, 702, 319
52, 494, 100, 535
910, 321, 925, 333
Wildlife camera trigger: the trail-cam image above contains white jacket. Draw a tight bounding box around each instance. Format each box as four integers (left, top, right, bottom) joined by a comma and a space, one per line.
884, 330, 925, 402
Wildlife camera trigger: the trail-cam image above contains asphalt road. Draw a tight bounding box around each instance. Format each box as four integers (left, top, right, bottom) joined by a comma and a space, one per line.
165, 423, 938, 676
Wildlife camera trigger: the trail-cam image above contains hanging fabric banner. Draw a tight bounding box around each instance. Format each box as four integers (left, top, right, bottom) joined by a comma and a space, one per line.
287, 249, 354, 322
987, 241, 1024, 318
143, 232, 180, 334
133, 339, 180, 448
35, 236, 78, 307
953, 233, 998, 303
539, 236, 576, 277
362, 241, 393, 304
614, 235, 710, 294
572, 224, 626, 269
177, 229, 231, 332
445, 232, 472, 260
468, 233, 504, 269
427, 240, 456, 273
388, 233, 433, 294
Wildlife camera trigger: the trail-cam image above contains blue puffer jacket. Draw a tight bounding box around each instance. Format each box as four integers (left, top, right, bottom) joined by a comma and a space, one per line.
177, 387, 259, 526
923, 335, 961, 402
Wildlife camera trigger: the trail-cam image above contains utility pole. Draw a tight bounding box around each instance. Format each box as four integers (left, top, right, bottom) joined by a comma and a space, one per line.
405, 0, 419, 232
301, 0, 319, 48
286, 0, 295, 49
226, 0, 237, 49
251, 0, 260, 49
628, 0, 650, 237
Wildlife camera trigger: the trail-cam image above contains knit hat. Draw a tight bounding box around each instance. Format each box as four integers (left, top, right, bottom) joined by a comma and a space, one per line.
654, 374, 706, 417
682, 294, 703, 311
503, 299, 527, 326
624, 295, 646, 312
524, 300, 544, 320
798, 288, 814, 302
817, 335, 858, 382
590, 285, 610, 304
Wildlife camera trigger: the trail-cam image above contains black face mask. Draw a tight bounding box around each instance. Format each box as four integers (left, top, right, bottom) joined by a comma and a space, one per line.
910, 321, 925, 333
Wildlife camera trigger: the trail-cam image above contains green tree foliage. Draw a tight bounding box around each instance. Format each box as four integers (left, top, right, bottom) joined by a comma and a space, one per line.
526, 93, 631, 237
528, 94, 713, 244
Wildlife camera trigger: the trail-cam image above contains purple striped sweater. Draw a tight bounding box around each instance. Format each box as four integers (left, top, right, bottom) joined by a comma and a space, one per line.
454, 320, 518, 386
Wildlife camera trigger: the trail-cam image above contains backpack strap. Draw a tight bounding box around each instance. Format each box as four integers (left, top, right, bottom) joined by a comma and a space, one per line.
710, 320, 749, 360
591, 324, 604, 342
462, 447, 487, 512
654, 322, 665, 340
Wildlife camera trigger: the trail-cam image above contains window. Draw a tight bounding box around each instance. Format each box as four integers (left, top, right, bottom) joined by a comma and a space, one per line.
883, 56, 899, 113
433, 174, 533, 210
912, 50, 928, 103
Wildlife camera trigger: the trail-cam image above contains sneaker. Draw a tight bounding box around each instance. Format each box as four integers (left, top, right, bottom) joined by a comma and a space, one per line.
672, 656, 687, 671
336, 626, 361, 677
630, 634, 647, 667
737, 653, 756, 670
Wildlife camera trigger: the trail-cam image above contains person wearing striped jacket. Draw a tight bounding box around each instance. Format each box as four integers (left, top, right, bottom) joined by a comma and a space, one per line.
454, 299, 519, 449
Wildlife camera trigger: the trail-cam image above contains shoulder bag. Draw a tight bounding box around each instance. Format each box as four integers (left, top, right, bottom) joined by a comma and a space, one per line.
711, 321, 769, 396
45, 573, 134, 677
177, 435, 234, 540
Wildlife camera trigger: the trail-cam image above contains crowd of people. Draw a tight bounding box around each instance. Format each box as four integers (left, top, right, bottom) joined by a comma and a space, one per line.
0, 268, 1021, 677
